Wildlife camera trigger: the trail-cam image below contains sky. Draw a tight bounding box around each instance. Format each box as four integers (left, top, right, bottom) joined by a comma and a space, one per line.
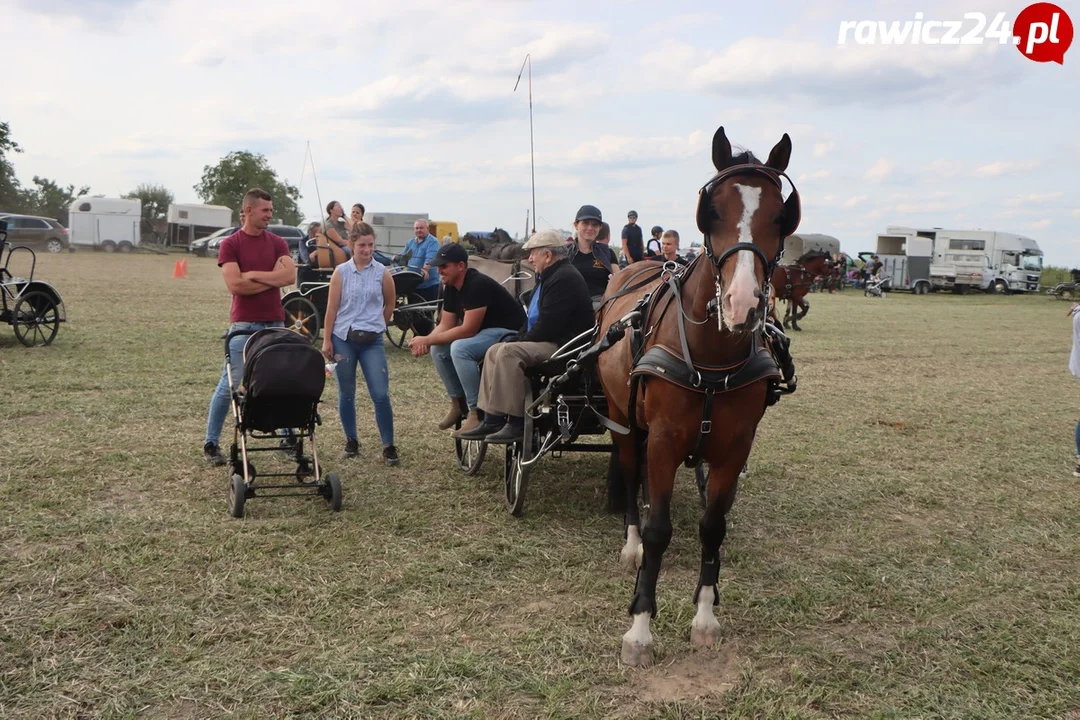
2, 0, 1078, 264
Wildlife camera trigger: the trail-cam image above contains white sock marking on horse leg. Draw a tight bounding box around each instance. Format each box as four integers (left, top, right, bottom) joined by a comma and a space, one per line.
624, 611, 652, 647
691, 585, 721, 647
620, 525, 642, 570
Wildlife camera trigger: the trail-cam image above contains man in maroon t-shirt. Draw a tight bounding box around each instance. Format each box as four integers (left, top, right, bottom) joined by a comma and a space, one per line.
202, 188, 296, 465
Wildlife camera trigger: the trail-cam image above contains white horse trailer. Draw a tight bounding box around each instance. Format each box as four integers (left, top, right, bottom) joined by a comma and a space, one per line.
871, 228, 934, 294
166, 204, 233, 248
781, 233, 840, 265
67, 197, 142, 253
366, 211, 430, 255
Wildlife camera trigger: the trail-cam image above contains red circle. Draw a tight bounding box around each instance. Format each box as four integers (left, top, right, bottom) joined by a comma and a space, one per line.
1014, 2, 1074, 63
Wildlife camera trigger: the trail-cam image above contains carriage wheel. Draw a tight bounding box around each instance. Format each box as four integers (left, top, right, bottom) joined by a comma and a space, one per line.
283, 296, 321, 344
12, 291, 61, 347
504, 388, 535, 517
385, 292, 428, 348
455, 435, 487, 476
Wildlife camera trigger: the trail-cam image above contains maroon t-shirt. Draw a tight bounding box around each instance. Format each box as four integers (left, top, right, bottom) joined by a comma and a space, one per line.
217, 229, 290, 323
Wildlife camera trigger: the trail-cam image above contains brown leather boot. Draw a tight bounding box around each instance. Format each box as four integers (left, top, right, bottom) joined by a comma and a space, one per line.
452, 409, 483, 438
438, 397, 467, 430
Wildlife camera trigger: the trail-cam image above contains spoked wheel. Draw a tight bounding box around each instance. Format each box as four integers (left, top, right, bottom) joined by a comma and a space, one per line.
323, 472, 342, 512
228, 473, 247, 518
12, 291, 61, 347
504, 389, 535, 517
385, 293, 430, 349
283, 295, 321, 344
455, 434, 487, 476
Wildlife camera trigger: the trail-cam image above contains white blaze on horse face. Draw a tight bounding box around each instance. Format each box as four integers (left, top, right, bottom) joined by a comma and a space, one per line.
722, 183, 763, 330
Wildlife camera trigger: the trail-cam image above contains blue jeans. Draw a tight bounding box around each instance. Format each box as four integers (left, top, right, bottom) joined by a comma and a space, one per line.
1074, 421, 1079, 456
431, 327, 517, 409
331, 333, 394, 447
205, 321, 285, 446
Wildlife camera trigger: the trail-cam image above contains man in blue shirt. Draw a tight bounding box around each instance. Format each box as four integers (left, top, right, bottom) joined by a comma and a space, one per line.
401, 219, 442, 301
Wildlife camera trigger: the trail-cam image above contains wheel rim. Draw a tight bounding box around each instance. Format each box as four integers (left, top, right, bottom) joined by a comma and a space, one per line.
505, 388, 534, 516
46, 240, 62, 253
13, 291, 60, 347
282, 296, 320, 344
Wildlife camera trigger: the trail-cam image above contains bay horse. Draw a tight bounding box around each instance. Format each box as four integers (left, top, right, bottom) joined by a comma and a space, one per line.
770, 250, 831, 331
595, 126, 800, 668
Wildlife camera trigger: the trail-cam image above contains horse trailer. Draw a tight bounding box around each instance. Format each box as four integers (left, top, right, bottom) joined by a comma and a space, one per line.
67, 197, 142, 253
166, 203, 233, 248
365, 212, 430, 255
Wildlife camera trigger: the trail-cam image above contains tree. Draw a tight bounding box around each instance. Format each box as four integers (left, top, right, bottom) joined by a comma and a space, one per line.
123, 183, 174, 225
22, 176, 90, 225
0, 121, 24, 211
194, 151, 302, 225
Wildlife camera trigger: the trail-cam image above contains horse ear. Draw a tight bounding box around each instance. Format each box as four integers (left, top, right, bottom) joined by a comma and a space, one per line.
766, 133, 792, 172
712, 126, 732, 171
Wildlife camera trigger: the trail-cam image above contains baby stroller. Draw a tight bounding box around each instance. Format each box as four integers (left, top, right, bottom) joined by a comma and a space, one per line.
864, 275, 889, 298
224, 327, 342, 518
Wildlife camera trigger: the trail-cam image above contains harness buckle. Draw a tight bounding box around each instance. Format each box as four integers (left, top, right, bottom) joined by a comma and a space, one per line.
700, 419, 712, 434
690, 370, 703, 388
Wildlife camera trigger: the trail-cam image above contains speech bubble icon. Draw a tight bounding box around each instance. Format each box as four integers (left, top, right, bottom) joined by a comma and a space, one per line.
1014, 2, 1074, 64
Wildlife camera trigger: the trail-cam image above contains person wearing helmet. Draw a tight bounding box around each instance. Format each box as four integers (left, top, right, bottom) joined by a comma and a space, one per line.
566, 204, 618, 310
621, 210, 644, 264
646, 225, 663, 259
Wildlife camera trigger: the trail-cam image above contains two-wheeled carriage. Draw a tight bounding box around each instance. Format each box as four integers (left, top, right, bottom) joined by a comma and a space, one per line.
280, 247, 438, 347
0, 219, 66, 347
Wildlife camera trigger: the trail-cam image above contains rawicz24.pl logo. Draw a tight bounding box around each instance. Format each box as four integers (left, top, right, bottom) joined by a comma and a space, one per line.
837, 2, 1074, 64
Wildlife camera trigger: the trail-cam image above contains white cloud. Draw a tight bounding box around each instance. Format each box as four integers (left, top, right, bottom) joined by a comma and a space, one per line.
926, 159, 963, 177
844, 195, 868, 208
813, 141, 836, 157
973, 160, 1040, 177
864, 158, 894, 183
532, 132, 708, 170
797, 169, 831, 181
1005, 192, 1064, 206
1033, 219, 1054, 229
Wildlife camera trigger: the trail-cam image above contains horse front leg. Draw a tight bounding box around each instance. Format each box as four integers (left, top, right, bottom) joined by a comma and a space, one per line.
621, 440, 676, 668
692, 445, 747, 649
613, 430, 644, 572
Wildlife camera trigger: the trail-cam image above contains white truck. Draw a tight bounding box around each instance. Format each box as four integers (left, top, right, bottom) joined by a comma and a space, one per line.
166, 203, 233, 248
870, 225, 1043, 295
67, 197, 142, 252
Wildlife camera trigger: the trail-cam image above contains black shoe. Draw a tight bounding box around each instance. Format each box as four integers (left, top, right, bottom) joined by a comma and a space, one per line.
344, 438, 359, 458
485, 422, 524, 445
456, 420, 504, 441
203, 442, 226, 466
383, 445, 400, 466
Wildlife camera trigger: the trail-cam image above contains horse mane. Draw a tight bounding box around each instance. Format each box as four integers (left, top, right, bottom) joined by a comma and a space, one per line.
798, 249, 829, 263
729, 147, 762, 167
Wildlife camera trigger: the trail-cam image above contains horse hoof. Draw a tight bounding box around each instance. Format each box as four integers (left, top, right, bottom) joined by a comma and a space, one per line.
621, 640, 654, 668
691, 622, 722, 649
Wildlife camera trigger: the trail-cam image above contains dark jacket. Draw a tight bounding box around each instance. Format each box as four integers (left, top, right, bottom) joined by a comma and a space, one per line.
566, 239, 617, 275
519, 258, 595, 346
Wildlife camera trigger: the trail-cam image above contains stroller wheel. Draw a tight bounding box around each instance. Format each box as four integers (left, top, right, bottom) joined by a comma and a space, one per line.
229, 473, 247, 518
324, 472, 342, 512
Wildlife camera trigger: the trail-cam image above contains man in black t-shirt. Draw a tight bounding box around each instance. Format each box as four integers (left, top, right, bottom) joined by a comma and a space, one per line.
409, 242, 526, 433
621, 210, 644, 264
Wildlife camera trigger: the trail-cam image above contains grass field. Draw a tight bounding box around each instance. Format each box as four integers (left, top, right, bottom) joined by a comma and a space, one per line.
2, 251, 1078, 719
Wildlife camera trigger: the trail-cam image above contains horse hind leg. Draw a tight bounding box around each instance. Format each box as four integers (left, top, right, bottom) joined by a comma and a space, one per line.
691, 453, 744, 650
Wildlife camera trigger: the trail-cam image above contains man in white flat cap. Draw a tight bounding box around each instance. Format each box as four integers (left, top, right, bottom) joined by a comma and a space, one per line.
453, 228, 594, 445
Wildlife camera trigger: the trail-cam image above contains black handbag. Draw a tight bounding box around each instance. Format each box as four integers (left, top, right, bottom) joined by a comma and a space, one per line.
347, 328, 380, 345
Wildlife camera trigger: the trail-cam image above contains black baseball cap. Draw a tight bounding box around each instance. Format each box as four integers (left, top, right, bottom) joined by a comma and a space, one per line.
430, 242, 469, 266
575, 204, 603, 223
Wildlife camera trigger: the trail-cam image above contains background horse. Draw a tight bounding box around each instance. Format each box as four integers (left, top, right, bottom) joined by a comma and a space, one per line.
595, 125, 800, 668
770, 249, 831, 331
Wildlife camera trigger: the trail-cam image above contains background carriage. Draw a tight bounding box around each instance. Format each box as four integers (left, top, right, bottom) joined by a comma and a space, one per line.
0, 219, 66, 347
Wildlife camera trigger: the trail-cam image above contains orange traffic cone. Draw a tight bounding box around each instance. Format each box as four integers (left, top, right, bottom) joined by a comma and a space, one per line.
173, 260, 186, 279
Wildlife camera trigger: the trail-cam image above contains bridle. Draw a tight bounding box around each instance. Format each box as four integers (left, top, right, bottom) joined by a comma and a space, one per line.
694, 163, 801, 329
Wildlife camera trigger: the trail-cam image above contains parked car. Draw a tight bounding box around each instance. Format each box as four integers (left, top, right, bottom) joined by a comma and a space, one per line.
0, 214, 69, 253
189, 226, 236, 257
204, 225, 309, 261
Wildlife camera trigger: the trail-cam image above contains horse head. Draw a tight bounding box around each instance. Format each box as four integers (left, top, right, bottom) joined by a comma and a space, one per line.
695, 126, 800, 333
799, 250, 832, 276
